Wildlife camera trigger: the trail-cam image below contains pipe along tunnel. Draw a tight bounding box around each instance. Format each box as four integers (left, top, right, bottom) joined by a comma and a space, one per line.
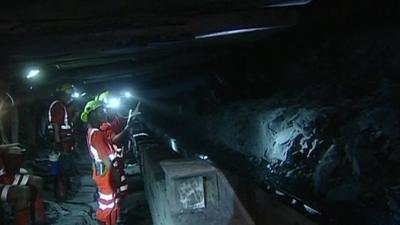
1, 1, 400, 225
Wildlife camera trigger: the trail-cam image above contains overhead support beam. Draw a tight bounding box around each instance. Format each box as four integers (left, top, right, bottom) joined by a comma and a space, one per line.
265, 0, 312, 7
0, 0, 309, 21
1, 8, 299, 64
53, 55, 136, 70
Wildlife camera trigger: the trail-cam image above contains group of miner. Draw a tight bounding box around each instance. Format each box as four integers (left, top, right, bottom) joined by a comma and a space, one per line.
0, 85, 141, 225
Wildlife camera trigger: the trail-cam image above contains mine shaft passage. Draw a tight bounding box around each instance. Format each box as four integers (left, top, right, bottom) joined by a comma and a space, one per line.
1, 1, 400, 225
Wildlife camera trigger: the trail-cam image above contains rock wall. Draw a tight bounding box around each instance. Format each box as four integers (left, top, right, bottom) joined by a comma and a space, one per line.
184, 29, 400, 223
146, 29, 400, 224
201, 80, 400, 196
142, 8, 400, 222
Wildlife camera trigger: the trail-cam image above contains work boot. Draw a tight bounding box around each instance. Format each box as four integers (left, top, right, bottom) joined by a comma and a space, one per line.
15, 208, 31, 225
34, 196, 47, 224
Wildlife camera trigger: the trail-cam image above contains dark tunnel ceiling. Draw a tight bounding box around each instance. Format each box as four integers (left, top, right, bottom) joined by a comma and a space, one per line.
0, 0, 312, 89
2, 0, 399, 88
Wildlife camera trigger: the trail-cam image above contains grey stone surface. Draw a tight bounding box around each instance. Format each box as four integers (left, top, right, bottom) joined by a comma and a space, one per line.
55, 216, 85, 225
326, 182, 361, 202
80, 175, 95, 186
313, 144, 340, 194
143, 144, 254, 225
67, 192, 96, 204
47, 181, 97, 225
60, 203, 92, 214
87, 202, 98, 212
78, 186, 97, 193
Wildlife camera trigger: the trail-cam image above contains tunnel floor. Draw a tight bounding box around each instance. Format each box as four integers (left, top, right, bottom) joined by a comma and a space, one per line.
4, 147, 152, 225
43, 150, 152, 225
2, 141, 321, 225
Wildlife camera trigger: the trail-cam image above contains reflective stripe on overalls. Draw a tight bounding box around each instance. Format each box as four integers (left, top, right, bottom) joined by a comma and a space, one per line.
113, 145, 128, 195
48, 100, 71, 130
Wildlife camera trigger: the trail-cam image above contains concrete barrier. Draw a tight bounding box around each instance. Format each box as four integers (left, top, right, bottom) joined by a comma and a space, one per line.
140, 139, 255, 225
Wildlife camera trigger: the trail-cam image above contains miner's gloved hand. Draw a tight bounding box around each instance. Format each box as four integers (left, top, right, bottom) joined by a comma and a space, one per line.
0, 143, 20, 151
126, 102, 142, 129
7, 146, 26, 155
111, 167, 121, 188
0, 143, 25, 154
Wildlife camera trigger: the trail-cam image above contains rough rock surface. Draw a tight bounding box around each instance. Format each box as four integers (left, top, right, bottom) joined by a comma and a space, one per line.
195, 79, 400, 222
145, 29, 400, 224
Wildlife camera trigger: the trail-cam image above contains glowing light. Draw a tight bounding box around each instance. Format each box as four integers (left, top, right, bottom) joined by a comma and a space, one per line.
107, 97, 121, 109
195, 27, 277, 39
265, 0, 312, 8
198, 154, 209, 160
303, 204, 321, 215
26, 69, 40, 79
170, 139, 178, 152
124, 91, 132, 98
71, 92, 80, 98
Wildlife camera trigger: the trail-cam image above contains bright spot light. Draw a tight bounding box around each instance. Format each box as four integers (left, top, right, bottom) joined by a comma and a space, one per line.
195, 27, 276, 39
107, 97, 121, 108
26, 69, 40, 79
198, 154, 209, 160
80, 92, 87, 97
124, 92, 132, 98
71, 92, 80, 98
170, 139, 178, 152
303, 204, 321, 215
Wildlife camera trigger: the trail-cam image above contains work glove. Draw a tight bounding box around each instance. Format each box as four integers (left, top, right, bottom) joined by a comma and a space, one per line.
0, 143, 20, 151
126, 102, 142, 129
7, 146, 26, 155
111, 167, 121, 188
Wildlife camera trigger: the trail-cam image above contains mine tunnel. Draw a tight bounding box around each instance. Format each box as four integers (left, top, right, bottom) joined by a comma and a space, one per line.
1, 0, 400, 225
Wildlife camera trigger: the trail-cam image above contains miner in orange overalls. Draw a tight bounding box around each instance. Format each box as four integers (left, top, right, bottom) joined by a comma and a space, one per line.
81, 100, 120, 225
96, 91, 140, 199
0, 144, 47, 225
47, 84, 77, 200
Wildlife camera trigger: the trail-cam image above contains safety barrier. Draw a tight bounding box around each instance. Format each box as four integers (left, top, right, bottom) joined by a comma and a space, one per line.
138, 137, 255, 225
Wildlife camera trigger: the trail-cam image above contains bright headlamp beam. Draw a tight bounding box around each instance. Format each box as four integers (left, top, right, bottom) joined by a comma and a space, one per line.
124, 92, 132, 98
72, 92, 80, 98
107, 97, 121, 109
198, 154, 209, 160
26, 69, 40, 79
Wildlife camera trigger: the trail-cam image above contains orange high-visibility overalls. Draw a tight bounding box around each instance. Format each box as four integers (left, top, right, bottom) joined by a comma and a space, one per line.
100, 119, 128, 199
87, 128, 118, 225
0, 157, 46, 225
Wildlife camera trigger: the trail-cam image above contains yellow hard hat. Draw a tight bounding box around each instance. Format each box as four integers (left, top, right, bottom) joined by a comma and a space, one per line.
80, 100, 103, 123
95, 91, 109, 103
56, 84, 74, 94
